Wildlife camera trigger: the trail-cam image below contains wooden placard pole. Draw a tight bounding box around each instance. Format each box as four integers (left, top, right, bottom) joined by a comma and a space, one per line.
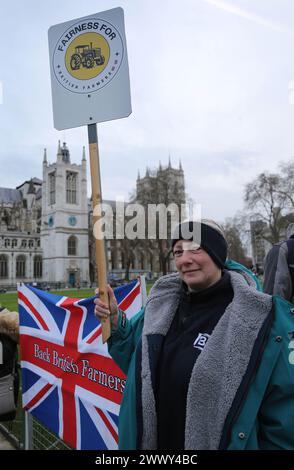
88, 123, 110, 343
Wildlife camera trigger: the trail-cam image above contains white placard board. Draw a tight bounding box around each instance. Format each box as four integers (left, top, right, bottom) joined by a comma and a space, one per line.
48, 7, 131, 130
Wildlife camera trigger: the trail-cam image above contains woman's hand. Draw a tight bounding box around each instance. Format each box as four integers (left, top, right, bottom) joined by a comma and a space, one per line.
94, 285, 119, 330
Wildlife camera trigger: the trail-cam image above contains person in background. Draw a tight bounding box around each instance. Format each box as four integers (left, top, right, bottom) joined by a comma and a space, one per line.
95, 219, 294, 450
263, 223, 294, 302
0, 306, 20, 421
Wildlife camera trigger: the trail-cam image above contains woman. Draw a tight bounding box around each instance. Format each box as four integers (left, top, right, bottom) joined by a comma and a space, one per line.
95, 219, 294, 450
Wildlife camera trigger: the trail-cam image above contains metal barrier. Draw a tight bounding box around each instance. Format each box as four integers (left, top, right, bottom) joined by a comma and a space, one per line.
25, 413, 71, 450
0, 409, 70, 450
0, 405, 24, 449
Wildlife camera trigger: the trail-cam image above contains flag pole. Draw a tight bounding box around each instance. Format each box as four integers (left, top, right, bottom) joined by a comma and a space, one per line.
88, 123, 110, 343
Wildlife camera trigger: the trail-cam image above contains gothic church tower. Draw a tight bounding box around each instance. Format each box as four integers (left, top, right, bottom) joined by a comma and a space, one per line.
41, 142, 89, 286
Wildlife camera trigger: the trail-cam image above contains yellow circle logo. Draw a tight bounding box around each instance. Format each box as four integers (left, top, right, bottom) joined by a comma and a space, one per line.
52, 17, 124, 94
65, 32, 110, 80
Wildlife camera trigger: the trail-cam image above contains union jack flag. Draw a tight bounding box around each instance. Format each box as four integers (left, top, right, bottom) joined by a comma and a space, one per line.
18, 279, 144, 450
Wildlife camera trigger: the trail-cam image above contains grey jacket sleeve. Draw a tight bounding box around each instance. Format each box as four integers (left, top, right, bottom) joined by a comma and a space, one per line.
263, 242, 292, 300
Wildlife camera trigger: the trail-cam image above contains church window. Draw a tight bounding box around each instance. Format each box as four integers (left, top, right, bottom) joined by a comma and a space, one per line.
140, 252, 144, 269
28, 240, 34, 248
66, 172, 77, 204
49, 172, 56, 205
68, 236, 77, 256
0, 255, 8, 278
12, 239, 17, 248
34, 256, 42, 278
149, 252, 153, 272
16, 255, 26, 278
21, 240, 27, 248
4, 238, 10, 247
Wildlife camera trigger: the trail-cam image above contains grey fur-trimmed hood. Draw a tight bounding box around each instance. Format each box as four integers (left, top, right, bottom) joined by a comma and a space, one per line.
140, 270, 273, 450
286, 223, 294, 239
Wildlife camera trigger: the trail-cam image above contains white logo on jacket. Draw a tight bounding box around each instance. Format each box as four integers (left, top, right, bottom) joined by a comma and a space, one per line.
289, 337, 294, 365
193, 333, 210, 351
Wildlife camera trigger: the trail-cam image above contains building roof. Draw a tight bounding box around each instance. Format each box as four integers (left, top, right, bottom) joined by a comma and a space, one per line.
31, 177, 42, 184
0, 188, 22, 204
16, 177, 42, 190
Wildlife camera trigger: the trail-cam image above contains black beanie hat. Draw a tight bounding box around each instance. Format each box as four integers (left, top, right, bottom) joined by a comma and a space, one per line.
171, 220, 228, 268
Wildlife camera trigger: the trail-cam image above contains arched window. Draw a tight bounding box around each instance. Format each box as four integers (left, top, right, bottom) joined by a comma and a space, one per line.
149, 251, 153, 272
110, 249, 115, 270
140, 252, 144, 269
66, 172, 77, 204
68, 236, 77, 256
0, 255, 8, 278
34, 256, 42, 278
49, 172, 56, 205
4, 239, 10, 247
130, 253, 135, 269
16, 255, 26, 278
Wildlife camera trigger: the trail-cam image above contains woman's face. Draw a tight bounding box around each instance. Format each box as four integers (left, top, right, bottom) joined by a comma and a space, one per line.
173, 240, 222, 291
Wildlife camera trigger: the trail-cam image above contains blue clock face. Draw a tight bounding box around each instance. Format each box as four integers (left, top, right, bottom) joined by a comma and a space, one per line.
48, 215, 54, 227
68, 216, 77, 226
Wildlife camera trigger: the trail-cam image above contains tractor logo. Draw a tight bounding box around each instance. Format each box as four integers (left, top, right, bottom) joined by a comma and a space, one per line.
52, 17, 124, 94
70, 42, 105, 71
65, 32, 110, 81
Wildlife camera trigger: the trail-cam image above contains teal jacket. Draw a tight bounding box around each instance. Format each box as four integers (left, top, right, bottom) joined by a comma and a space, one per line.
108, 262, 294, 450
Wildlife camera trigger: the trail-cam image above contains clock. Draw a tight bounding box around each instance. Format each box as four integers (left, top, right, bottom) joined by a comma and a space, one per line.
68, 215, 77, 226
48, 215, 54, 227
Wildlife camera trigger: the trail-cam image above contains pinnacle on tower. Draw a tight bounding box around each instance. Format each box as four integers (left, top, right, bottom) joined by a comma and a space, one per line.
168, 155, 172, 168
43, 148, 47, 164
82, 146, 86, 161
57, 140, 62, 156
137, 170, 140, 180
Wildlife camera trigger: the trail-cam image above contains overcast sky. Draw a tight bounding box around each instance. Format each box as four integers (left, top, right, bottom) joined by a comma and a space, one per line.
1, 0, 294, 222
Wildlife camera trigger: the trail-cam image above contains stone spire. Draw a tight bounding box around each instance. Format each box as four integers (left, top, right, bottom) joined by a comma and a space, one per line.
82, 146, 86, 161
43, 148, 47, 164
57, 140, 62, 157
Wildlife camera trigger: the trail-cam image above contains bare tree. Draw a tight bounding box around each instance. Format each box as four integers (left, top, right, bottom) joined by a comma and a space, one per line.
222, 218, 249, 265
244, 172, 291, 244
279, 160, 294, 207
135, 166, 186, 275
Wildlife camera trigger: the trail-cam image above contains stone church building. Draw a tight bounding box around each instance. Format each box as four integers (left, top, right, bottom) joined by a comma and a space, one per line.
0, 143, 185, 289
